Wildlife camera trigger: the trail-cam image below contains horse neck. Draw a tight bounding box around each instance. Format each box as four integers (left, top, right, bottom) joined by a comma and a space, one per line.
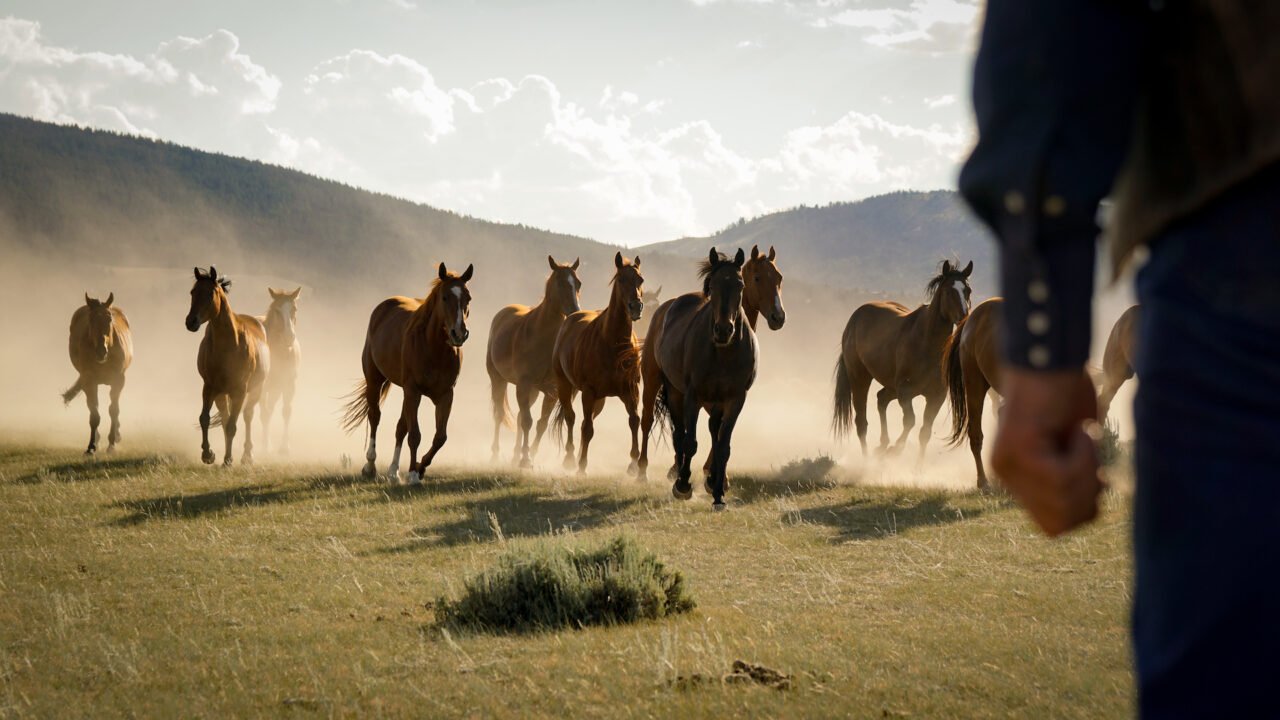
741, 298, 760, 331
412, 292, 458, 364
209, 291, 240, 345
921, 296, 957, 342
529, 283, 565, 328
265, 308, 293, 347
599, 285, 634, 341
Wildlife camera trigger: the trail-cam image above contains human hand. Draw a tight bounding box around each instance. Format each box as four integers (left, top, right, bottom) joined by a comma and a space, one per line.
991, 367, 1104, 537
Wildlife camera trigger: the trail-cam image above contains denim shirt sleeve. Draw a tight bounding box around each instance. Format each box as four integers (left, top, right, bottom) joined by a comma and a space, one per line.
959, 0, 1148, 371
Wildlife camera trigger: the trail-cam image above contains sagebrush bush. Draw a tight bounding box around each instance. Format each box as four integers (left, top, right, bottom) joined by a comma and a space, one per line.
435, 536, 695, 633
776, 455, 837, 485
1098, 418, 1124, 467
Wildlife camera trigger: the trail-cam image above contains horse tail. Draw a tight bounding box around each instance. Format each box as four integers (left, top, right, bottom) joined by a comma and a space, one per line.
60, 377, 84, 405
943, 316, 970, 447
340, 379, 389, 435
652, 377, 672, 443
831, 353, 854, 438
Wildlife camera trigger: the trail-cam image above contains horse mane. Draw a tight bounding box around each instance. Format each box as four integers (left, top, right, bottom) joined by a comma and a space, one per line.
196, 267, 232, 292
925, 261, 968, 300
697, 251, 734, 295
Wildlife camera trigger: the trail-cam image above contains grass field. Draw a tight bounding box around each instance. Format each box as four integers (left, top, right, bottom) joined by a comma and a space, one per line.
0, 443, 1134, 718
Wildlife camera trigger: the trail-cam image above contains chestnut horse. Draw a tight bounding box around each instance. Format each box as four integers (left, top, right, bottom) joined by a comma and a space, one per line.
551, 252, 645, 475
942, 296, 1003, 489
652, 248, 757, 509
63, 293, 133, 455
487, 256, 582, 468
638, 243, 785, 480
342, 263, 473, 484
185, 267, 270, 466
260, 287, 301, 455
832, 260, 973, 460
1097, 304, 1140, 425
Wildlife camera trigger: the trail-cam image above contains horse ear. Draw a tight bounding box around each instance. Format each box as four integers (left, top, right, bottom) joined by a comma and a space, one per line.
633, 255, 641, 268
709, 247, 719, 265
438, 263, 449, 281
572, 257, 580, 271
193, 266, 202, 280
269, 287, 281, 299
962, 260, 974, 278
656, 285, 662, 297
548, 255, 557, 271
460, 264, 474, 282
751, 244, 760, 260
290, 287, 302, 299
941, 260, 952, 274
105, 293, 113, 308
85, 292, 92, 306
733, 248, 746, 268
614, 251, 624, 270
210, 266, 218, 282
768, 245, 776, 261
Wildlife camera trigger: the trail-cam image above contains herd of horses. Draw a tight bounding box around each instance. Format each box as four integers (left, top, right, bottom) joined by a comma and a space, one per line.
62, 250, 1139, 506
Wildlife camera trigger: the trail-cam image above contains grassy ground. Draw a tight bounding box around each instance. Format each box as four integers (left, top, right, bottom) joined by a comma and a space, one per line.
0, 443, 1133, 718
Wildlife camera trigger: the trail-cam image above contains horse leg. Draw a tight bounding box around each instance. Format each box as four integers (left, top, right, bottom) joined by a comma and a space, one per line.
515, 383, 535, 469
678, 391, 701, 489
576, 392, 598, 475
260, 385, 278, 455
361, 379, 384, 478
84, 382, 100, 456
916, 391, 945, 468
623, 389, 641, 477
875, 386, 894, 453
703, 409, 723, 494
401, 390, 423, 484
966, 373, 992, 491
388, 414, 407, 482
488, 367, 507, 463
105, 376, 124, 452
529, 391, 556, 460
241, 389, 259, 466
668, 386, 692, 499
221, 392, 243, 467
709, 398, 746, 510
850, 364, 873, 456
558, 377, 578, 471
418, 390, 454, 475
280, 380, 294, 456
1097, 373, 1129, 426
890, 393, 916, 455
200, 385, 216, 465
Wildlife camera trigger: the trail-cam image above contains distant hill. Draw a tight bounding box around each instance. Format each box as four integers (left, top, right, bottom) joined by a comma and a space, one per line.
642, 192, 996, 300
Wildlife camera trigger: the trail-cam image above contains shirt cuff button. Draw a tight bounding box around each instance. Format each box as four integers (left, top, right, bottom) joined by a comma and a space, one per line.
1027, 280, 1049, 303
1027, 311, 1050, 335
1028, 345, 1051, 368
1003, 191, 1026, 214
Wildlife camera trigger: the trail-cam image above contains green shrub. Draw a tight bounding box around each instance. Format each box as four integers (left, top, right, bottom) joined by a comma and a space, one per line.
435, 536, 695, 633
1098, 418, 1124, 467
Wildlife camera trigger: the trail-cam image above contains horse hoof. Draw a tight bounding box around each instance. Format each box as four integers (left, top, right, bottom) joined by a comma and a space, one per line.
519, 459, 534, 470
407, 471, 422, 485
202, 451, 216, 465
712, 502, 728, 512
84, 447, 95, 457
361, 463, 377, 479
563, 458, 576, 472
666, 465, 679, 481
242, 455, 254, 467
106, 445, 117, 455
577, 468, 588, 477
672, 482, 693, 500
386, 469, 401, 483
222, 458, 233, 468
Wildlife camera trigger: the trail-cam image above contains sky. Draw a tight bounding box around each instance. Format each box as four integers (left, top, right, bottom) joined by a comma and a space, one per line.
0, 0, 980, 246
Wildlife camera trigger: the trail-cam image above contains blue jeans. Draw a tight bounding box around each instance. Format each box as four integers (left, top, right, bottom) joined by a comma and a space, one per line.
1133, 167, 1280, 718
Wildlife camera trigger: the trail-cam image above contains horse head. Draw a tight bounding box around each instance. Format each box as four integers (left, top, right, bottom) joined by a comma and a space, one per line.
641, 285, 662, 316
745, 244, 785, 331
547, 255, 582, 316
928, 260, 974, 325
187, 266, 231, 333
267, 287, 301, 345
701, 247, 746, 347
435, 262, 474, 347
83, 292, 115, 363
612, 251, 645, 322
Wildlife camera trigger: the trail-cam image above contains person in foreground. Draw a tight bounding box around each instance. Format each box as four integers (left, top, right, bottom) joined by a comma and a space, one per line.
960, 1, 1280, 717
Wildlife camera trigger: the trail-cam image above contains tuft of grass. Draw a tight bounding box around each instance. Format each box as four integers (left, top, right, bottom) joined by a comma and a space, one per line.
435, 535, 695, 634
776, 454, 837, 485
1098, 419, 1124, 467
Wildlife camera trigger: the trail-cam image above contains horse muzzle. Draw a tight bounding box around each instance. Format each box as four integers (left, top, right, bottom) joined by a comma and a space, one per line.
184, 315, 200, 332
628, 301, 644, 322
767, 310, 786, 331
713, 322, 735, 346
448, 328, 470, 347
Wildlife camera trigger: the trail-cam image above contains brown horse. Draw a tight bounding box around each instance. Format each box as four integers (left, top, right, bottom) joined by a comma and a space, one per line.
342, 263, 473, 484
487, 256, 582, 468
1097, 304, 1140, 425
832, 260, 973, 460
63, 293, 133, 455
635, 285, 663, 339
942, 296, 1003, 489
652, 248, 757, 509
551, 252, 645, 475
260, 287, 301, 455
185, 267, 270, 466
637, 243, 785, 480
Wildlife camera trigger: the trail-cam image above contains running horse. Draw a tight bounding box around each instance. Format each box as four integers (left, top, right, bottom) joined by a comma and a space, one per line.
342, 263, 473, 484
652, 248, 757, 509
832, 260, 972, 460
1097, 304, 1140, 425
63, 293, 133, 454
551, 252, 645, 475
185, 267, 270, 466
260, 287, 301, 455
942, 296, 1002, 489
487, 256, 582, 468
638, 243, 785, 480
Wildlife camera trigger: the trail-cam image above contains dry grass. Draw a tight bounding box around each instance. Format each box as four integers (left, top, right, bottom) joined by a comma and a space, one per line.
0, 442, 1134, 718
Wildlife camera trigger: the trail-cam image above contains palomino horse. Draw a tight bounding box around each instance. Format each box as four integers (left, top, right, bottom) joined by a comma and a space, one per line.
1097, 304, 1140, 425
942, 296, 1002, 489
638, 243, 785, 480
63, 293, 133, 454
185, 267, 270, 466
652, 248, 757, 509
342, 263, 473, 483
832, 260, 972, 460
260, 287, 301, 455
487, 256, 582, 468
551, 252, 645, 475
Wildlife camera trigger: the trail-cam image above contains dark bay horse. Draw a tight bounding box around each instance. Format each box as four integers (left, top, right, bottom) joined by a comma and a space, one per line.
260, 287, 301, 455
638, 243, 785, 480
487, 256, 581, 468
942, 296, 1003, 489
832, 260, 972, 460
1097, 304, 1140, 425
63, 293, 133, 454
652, 248, 757, 509
342, 263, 473, 484
185, 267, 270, 466
551, 252, 644, 475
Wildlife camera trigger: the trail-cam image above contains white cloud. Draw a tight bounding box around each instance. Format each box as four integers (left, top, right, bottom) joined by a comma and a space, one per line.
925, 93, 956, 109
820, 0, 980, 53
